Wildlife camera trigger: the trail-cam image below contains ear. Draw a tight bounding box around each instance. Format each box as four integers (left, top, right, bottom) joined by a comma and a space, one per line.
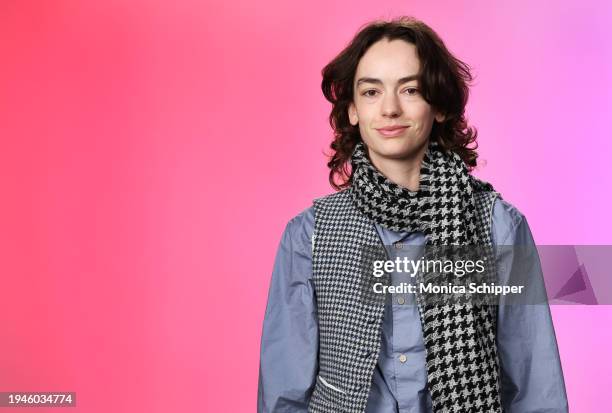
348, 103, 358, 126
434, 111, 446, 123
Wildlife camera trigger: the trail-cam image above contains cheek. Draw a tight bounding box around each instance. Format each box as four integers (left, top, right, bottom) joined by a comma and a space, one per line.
408, 102, 435, 121
408, 105, 435, 128
358, 105, 377, 121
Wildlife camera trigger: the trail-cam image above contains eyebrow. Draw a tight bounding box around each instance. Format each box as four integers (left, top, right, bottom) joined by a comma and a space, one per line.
356, 74, 419, 87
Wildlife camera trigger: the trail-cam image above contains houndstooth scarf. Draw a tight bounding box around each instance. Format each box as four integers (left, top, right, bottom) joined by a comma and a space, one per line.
349, 139, 503, 412
350, 139, 494, 241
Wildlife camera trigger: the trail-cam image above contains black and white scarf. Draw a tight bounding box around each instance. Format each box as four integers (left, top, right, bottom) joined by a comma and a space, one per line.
350, 139, 494, 243
349, 139, 503, 412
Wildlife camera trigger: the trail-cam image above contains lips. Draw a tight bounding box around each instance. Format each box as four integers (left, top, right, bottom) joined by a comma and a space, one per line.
376, 126, 409, 137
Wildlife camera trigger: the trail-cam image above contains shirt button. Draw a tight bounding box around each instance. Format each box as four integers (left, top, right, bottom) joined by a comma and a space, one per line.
394, 242, 403, 249
397, 296, 405, 305
399, 354, 407, 363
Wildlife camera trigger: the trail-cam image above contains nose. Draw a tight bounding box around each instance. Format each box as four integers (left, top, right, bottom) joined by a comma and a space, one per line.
381, 94, 402, 118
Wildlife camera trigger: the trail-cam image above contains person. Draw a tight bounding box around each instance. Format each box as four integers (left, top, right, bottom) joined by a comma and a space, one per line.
257, 16, 568, 413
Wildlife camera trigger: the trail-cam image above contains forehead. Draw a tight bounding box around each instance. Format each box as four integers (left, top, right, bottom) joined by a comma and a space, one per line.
355, 39, 420, 83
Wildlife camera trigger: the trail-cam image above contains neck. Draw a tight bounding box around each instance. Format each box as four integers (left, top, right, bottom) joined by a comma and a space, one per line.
367, 144, 428, 192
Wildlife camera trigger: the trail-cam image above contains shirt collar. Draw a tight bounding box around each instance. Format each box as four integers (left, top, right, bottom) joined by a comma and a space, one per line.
374, 223, 415, 245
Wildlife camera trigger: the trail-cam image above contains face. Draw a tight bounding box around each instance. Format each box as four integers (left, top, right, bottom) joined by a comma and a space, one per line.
349, 38, 444, 164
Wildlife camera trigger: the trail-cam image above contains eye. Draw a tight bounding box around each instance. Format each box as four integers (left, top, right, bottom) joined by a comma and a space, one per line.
361, 88, 419, 97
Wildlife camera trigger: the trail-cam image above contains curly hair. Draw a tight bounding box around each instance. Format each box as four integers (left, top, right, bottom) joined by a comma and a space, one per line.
321, 16, 481, 190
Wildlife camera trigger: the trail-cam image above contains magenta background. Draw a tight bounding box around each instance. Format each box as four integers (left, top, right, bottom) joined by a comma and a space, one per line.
1, 1, 611, 412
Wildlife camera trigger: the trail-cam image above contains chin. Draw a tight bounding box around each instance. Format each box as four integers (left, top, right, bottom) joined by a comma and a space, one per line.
368, 138, 424, 159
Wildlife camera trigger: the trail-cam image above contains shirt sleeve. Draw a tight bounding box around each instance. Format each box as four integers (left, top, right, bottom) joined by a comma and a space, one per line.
257, 208, 318, 413
495, 208, 569, 412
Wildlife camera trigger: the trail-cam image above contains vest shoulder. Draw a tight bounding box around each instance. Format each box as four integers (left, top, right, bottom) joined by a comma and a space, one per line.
312, 188, 352, 207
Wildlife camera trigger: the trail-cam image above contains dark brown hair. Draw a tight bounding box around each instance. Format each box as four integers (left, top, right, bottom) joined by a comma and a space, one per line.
322, 16, 481, 190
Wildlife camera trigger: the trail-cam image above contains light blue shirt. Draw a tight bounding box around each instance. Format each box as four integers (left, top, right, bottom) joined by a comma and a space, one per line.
257, 197, 568, 412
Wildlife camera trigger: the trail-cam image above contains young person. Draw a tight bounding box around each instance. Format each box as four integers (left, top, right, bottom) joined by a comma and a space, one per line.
257, 17, 568, 413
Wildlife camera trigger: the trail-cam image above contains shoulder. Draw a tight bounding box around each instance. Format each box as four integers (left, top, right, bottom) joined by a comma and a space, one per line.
287, 205, 314, 235
282, 189, 349, 254
491, 196, 527, 245
282, 205, 315, 256
313, 188, 352, 208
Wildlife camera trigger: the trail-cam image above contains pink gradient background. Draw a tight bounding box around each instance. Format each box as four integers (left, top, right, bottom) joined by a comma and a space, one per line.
1, 1, 610, 412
